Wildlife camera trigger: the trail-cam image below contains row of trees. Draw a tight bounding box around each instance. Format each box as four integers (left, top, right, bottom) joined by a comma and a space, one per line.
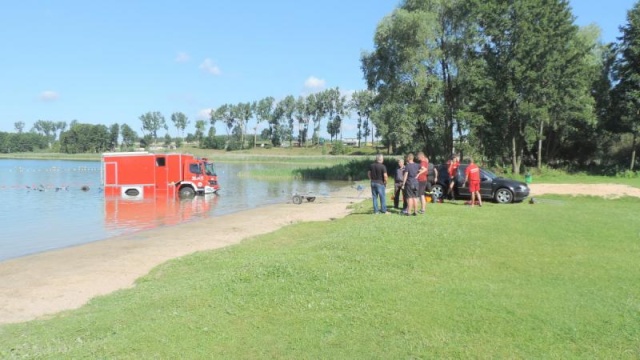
202, 87, 377, 149
361, 0, 640, 174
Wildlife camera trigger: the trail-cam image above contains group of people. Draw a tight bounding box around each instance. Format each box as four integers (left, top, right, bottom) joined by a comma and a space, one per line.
367, 152, 483, 216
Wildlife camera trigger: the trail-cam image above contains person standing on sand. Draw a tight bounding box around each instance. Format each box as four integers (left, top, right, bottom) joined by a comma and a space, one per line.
401, 153, 421, 216
368, 154, 389, 214
393, 158, 407, 211
464, 157, 482, 207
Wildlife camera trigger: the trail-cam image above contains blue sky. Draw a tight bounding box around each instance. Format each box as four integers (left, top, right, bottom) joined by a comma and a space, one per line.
1, 0, 637, 140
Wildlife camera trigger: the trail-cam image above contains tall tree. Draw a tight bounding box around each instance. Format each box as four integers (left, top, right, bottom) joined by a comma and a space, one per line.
269, 100, 286, 147
326, 117, 340, 143
32, 120, 57, 147
139, 111, 167, 145
334, 91, 347, 141
306, 93, 326, 145
235, 102, 252, 149
211, 104, 236, 146
612, 1, 640, 170
170, 112, 190, 141
472, 0, 593, 173
108, 123, 119, 151
254, 97, 275, 147
294, 96, 309, 146
120, 123, 138, 150
280, 95, 297, 147
350, 90, 375, 147
14, 121, 25, 133
362, 0, 479, 158
194, 119, 207, 148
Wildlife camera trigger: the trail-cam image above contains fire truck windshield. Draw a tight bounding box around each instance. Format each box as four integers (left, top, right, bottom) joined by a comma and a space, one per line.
204, 162, 216, 176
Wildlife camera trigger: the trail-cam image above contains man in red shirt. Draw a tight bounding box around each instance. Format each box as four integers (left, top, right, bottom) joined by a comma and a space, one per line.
416, 152, 429, 214
446, 155, 459, 201
463, 157, 482, 207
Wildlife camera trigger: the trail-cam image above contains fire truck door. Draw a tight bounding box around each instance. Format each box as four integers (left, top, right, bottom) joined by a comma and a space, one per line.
155, 156, 168, 192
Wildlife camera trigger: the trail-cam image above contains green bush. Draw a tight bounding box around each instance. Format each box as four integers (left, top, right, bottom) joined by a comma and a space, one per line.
330, 142, 348, 155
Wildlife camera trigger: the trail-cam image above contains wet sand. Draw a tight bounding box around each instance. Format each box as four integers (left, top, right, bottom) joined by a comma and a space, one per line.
0, 186, 366, 325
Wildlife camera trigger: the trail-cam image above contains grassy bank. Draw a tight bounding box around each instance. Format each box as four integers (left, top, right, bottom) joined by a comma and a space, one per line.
1, 195, 639, 358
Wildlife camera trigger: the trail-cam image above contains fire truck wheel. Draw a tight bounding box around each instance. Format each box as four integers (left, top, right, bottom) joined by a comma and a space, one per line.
179, 186, 196, 199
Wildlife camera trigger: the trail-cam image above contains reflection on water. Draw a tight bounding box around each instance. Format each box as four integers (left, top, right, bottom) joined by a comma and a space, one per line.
0, 159, 350, 261
104, 194, 219, 234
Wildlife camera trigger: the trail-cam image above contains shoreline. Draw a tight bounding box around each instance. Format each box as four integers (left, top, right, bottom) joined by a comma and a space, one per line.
2, 183, 638, 325
0, 186, 366, 325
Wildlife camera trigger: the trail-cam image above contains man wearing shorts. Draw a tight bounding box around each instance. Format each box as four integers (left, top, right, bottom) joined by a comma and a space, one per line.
416, 152, 429, 214
401, 153, 421, 216
464, 157, 482, 207
446, 155, 460, 201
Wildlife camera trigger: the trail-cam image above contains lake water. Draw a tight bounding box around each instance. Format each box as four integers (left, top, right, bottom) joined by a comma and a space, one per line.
0, 159, 346, 262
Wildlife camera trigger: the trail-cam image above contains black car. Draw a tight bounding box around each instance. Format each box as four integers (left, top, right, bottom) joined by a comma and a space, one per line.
431, 164, 530, 204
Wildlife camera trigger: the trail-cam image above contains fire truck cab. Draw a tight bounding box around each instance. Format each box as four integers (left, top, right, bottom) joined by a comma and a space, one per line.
102, 152, 220, 199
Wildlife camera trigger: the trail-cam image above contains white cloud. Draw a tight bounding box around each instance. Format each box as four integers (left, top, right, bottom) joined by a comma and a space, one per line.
197, 108, 213, 120
199, 58, 221, 75
304, 76, 325, 91
39, 91, 59, 101
175, 52, 190, 63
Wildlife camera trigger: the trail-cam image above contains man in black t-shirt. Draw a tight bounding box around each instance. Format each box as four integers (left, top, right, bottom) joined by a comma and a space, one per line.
367, 154, 388, 214
401, 153, 421, 216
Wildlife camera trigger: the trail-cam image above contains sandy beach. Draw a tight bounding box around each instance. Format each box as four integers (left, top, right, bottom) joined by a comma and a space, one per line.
1, 182, 638, 325
0, 186, 366, 325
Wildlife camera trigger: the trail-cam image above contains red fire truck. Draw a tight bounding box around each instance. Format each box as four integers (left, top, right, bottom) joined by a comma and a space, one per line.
102, 152, 220, 199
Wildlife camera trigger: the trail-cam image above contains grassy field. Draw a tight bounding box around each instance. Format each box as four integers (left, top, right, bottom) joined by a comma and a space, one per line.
1, 195, 639, 358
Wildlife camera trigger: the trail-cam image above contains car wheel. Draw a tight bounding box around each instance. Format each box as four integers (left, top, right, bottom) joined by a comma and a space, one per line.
179, 186, 196, 199
494, 188, 513, 204
432, 184, 444, 200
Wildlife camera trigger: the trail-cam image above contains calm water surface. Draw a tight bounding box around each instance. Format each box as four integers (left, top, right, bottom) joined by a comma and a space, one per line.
0, 159, 347, 261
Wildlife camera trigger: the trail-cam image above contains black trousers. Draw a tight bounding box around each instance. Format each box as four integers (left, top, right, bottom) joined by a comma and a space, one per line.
394, 182, 407, 210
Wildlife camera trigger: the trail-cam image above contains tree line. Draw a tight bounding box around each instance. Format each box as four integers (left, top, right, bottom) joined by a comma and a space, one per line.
1, 88, 380, 154
362, 0, 640, 174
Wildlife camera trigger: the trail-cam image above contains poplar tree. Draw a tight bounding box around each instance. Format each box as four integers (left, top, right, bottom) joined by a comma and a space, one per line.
612, 1, 640, 170
472, 0, 593, 173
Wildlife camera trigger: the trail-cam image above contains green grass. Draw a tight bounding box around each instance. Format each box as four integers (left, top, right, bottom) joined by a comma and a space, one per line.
1, 195, 639, 358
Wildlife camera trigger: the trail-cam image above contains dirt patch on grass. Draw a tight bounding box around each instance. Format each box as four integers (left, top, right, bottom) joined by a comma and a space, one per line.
528, 183, 640, 199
